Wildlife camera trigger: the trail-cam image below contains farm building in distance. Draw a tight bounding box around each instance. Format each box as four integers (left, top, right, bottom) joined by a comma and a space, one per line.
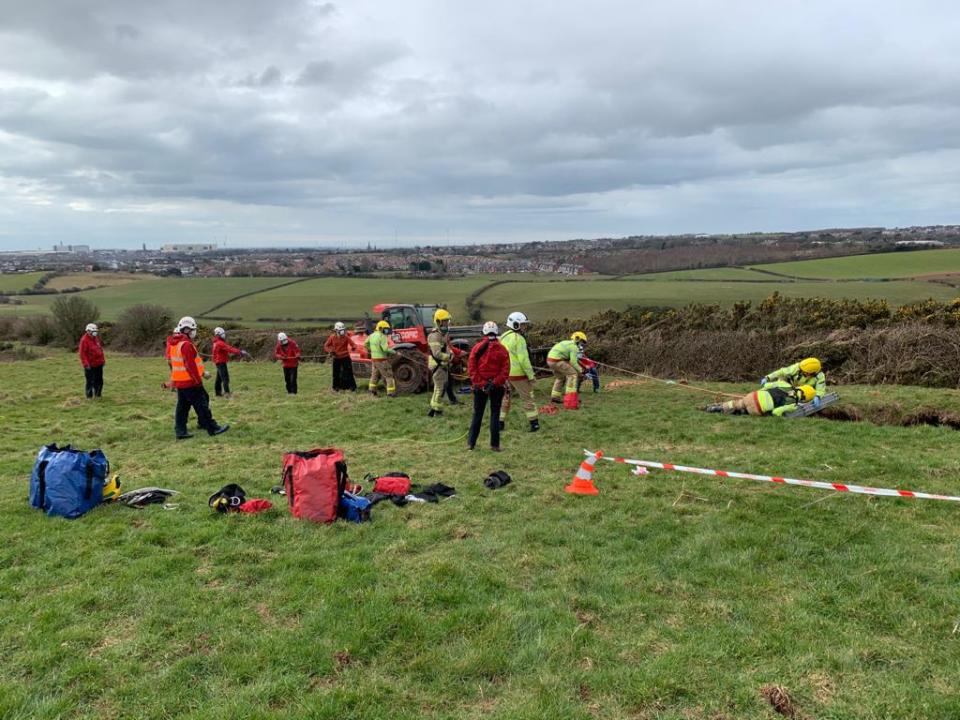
161, 243, 217, 253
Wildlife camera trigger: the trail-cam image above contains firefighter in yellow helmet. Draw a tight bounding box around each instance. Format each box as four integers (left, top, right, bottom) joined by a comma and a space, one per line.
705, 383, 815, 416
761, 357, 826, 407
365, 320, 397, 396
548, 331, 587, 409
427, 308, 455, 416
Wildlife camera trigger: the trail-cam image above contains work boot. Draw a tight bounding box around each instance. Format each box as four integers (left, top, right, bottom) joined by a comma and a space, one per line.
428, 408, 435, 417
529, 419, 540, 432
704, 404, 723, 413
176, 432, 194, 440
551, 396, 563, 405
209, 424, 230, 436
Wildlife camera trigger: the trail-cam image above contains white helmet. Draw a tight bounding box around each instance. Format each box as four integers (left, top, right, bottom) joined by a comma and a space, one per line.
334, 321, 346, 333
277, 332, 288, 343
85, 323, 98, 333
177, 316, 197, 332
482, 321, 499, 337
506, 312, 528, 331
213, 327, 226, 338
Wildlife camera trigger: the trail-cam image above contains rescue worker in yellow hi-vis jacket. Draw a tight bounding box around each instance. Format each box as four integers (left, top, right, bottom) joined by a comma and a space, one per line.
704, 383, 816, 416
365, 320, 397, 396
499, 311, 539, 432
427, 308, 455, 417
548, 331, 587, 410
761, 357, 826, 408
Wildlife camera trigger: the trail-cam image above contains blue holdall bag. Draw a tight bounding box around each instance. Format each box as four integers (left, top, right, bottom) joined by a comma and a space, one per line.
337, 491, 371, 523
29, 444, 109, 519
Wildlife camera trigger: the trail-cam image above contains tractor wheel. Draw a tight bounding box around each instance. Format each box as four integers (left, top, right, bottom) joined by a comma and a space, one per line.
392, 351, 428, 394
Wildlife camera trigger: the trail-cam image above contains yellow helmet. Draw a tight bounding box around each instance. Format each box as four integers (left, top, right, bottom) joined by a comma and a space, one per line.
797, 385, 816, 403
571, 331, 587, 343
102, 474, 122, 502
433, 308, 452, 325
376, 320, 391, 331
799, 357, 821, 375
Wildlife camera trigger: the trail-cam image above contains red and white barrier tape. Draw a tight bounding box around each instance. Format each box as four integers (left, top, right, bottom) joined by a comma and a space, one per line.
585, 449, 960, 503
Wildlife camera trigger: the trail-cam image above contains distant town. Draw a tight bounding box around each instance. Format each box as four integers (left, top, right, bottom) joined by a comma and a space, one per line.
2, 225, 960, 283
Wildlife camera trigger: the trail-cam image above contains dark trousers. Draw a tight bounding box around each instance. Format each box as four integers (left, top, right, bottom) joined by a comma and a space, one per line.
215, 363, 231, 396
175, 385, 218, 436
444, 374, 458, 403
332, 356, 356, 391
283, 366, 298, 394
468, 384, 504, 449
84, 365, 104, 398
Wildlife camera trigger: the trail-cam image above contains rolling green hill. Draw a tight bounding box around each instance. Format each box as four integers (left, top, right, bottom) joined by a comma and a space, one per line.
750, 248, 960, 279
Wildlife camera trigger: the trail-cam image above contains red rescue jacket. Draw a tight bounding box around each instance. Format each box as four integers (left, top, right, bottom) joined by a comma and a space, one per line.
78, 333, 105, 368
212, 337, 242, 365
468, 337, 510, 388
323, 333, 351, 359
275, 339, 301, 368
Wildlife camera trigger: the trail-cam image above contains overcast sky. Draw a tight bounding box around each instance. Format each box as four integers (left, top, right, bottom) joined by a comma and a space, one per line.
1, 1, 958, 250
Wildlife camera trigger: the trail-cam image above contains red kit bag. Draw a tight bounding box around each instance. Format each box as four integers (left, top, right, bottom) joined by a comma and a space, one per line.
281, 448, 348, 523
372, 472, 411, 496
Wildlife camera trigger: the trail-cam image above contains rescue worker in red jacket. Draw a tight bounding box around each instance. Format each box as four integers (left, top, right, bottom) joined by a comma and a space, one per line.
323, 322, 357, 392
78, 322, 105, 398
170, 316, 229, 439
274, 332, 301, 394
466, 322, 511, 452
211, 326, 248, 397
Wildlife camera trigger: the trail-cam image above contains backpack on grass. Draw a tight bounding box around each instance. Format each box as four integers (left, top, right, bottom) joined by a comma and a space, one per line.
281, 448, 348, 524
29, 444, 109, 519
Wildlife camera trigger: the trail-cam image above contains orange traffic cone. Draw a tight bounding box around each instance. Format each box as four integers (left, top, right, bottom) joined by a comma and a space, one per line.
565, 451, 603, 495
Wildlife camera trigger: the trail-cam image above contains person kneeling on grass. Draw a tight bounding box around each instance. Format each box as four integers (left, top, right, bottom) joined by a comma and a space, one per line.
704, 383, 816, 416
466, 322, 510, 452
170, 316, 229, 439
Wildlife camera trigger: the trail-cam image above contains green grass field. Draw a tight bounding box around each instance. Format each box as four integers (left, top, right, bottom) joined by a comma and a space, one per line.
212, 276, 500, 324
0, 271, 45, 293
0, 277, 294, 320
2, 352, 960, 718
751, 248, 960, 279
5, 249, 960, 328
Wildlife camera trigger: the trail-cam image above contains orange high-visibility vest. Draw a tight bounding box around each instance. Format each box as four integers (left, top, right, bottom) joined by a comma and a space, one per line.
170, 341, 204, 382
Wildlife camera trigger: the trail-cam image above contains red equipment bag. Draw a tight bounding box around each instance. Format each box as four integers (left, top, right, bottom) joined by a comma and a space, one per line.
281, 448, 348, 523
372, 472, 411, 496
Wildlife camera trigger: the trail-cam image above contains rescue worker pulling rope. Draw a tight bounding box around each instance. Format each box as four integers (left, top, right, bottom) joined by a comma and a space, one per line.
499, 311, 540, 432
365, 320, 397, 397
548, 331, 588, 409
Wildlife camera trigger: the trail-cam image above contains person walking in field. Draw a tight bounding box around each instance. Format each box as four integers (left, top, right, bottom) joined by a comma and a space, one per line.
365, 320, 396, 397
548, 331, 588, 409
704, 383, 816, 416
169, 316, 229, 439
274, 332, 301, 394
498, 311, 539, 432
427, 308, 455, 416
211, 327, 248, 397
467, 322, 510, 451
78, 323, 105, 398
324, 322, 357, 392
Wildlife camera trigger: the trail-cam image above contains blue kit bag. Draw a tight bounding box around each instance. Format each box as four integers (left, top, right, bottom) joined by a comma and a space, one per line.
337, 491, 371, 523
29, 444, 109, 519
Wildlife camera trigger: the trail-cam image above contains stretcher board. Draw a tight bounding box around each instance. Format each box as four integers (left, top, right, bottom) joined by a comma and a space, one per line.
784, 392, 841, 418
